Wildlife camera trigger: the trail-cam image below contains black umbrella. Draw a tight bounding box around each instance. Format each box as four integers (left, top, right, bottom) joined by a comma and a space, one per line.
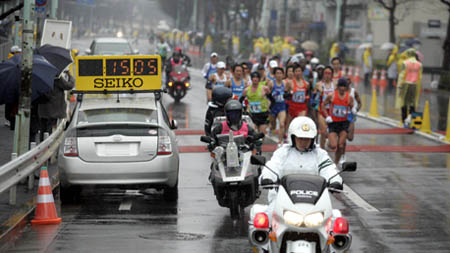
0, 54, 58, 104
35, 44, 72, 74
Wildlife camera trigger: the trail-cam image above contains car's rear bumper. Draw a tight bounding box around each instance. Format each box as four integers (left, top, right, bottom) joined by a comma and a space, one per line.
58, 154, 179, 187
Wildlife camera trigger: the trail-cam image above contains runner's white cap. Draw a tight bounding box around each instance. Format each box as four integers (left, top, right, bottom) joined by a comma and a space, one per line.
269, 60, 278, 68
217, 61, 226, 69
210, 52, 218, 57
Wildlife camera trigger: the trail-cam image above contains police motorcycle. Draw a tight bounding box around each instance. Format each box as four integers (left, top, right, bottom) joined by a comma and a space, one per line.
200, 100, 265, 219
248, 155, 357, 253
166, 54, 191, 102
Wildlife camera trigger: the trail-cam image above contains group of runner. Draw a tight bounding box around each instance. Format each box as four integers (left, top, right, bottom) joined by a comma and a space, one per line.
202, 52, 361, 165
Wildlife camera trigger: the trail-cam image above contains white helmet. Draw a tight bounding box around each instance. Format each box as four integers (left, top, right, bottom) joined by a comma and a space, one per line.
288, 116, 317, 149
310, 57, 320, 65
10, 45, 21, 53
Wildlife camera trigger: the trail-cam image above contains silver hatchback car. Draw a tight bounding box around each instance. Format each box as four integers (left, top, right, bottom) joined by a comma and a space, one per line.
58, 93, 179, 202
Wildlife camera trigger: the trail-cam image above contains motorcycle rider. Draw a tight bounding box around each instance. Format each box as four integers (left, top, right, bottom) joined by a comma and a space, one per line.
165, 51, 184, 87
173, 47, 192, 66
211, 99, 256, 139
260, 116, 343, 219
204, 86, 233, 136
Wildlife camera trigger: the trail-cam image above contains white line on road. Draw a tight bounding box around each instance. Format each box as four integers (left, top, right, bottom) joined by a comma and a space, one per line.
344, 184, 380, 212
118, 199, 133, 211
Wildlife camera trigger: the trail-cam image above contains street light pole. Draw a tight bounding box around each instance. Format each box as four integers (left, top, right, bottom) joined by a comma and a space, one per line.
14, 0, 34, 155
51, 0, 58, 19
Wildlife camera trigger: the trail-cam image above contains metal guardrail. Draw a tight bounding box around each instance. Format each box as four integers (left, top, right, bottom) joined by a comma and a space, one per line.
0, 120, 66, 204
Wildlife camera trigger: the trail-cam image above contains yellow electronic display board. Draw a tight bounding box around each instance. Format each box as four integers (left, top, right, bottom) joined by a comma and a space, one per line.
75, 55, 162, 91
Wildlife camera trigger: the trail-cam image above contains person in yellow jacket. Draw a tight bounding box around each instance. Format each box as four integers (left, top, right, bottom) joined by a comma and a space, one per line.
362, 46, 373, 87
386, 45, 398, 89
329, 42, 340, 62
396, 48, 422, 126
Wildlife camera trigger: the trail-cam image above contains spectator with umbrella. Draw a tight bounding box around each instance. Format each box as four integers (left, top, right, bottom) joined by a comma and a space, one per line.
4, 45, 23, 128
34, 44, 74, 141
386, 45, 399, 90
0, 54, 58, 141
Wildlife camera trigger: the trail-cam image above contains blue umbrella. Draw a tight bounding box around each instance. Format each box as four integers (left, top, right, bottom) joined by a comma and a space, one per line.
0, 54, 58, 105
35, 44, 73, 74
405, 38, 421, 47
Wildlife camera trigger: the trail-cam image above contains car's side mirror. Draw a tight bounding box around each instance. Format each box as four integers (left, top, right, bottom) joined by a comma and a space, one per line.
341, 162, 357, 172
85, 48, 92, 55
251, 155, 266, 166
200, 135, 213, 143
171, 119, 178, 130
261, 178, 274, 186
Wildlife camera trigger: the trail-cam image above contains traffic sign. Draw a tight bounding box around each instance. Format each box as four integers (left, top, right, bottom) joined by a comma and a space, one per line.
75, 55, 162, 92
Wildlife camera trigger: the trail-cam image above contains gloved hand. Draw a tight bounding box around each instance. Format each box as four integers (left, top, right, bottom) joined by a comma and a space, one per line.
352, 107, 358, 114
326, 116, 333, 124
328, 182, 343, 191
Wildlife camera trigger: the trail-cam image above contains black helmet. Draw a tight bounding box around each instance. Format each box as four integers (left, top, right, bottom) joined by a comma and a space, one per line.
212, 87, 232, 107
224, 100, 243, 131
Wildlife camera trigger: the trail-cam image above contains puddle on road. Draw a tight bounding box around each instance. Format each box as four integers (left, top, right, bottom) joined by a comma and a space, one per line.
139, 231, 206, 241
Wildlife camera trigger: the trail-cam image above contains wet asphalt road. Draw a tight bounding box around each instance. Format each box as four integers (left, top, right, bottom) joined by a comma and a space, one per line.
3, 39, 450, 252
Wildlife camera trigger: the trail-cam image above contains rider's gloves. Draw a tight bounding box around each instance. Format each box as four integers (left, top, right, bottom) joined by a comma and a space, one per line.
328, 182, 343, 190
326, 116, 333, 124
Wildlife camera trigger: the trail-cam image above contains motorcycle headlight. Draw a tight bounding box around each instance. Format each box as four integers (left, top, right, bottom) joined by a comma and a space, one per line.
283, 211, 303, 227
304, 212, 324, 228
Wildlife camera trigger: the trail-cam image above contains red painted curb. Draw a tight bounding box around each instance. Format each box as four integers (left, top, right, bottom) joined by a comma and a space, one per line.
175, 128, 415, 136
178, 145, 450, 153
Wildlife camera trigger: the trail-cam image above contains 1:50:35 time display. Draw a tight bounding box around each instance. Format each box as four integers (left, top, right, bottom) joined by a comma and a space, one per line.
105, 58, 158, 76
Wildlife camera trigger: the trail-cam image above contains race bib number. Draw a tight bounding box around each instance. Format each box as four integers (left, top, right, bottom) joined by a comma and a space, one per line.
249, 101, 262, 113
293, 91, 305, 103
275, 94, 284, 102
332, 105, 348, 118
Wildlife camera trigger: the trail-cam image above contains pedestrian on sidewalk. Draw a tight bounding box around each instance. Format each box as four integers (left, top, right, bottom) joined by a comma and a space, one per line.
396, 48, 422, 127
38, 70, 75, 141
386, 45, 399, 90
363, 46, 373, 87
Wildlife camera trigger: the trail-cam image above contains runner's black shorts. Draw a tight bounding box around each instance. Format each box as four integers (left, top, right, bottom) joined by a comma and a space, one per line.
250, 111, 269, 126
205, 80, 212, 89
328, 120, 350, 134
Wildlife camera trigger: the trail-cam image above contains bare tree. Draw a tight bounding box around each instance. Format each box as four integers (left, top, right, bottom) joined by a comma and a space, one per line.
374, 0, 401, 43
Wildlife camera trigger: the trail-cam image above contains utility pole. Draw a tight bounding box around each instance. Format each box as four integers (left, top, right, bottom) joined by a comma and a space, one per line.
14, 0, 34, 155
260, 0, 269, 36
191, 0, 198, 31
176, 0, 181, 29
337, 0, 347, 41
50, 0, 58, 19
284, 0, 289, 36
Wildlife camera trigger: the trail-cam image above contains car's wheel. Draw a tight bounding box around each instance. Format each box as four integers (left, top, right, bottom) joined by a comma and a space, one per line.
60, 185, 80, 204
163, 180, 178, 202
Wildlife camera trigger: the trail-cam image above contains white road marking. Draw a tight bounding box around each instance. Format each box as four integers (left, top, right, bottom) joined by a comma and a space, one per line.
118, 199, 133, 211
343, 184, 380, 212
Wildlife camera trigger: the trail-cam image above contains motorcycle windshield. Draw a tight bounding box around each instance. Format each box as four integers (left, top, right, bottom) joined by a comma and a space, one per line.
281, 174, 327, 205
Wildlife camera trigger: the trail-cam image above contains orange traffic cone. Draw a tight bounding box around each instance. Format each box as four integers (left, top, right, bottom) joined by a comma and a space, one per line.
379, 69, 387, 88
353, 67, 361, 89
347, 66, 354, 80
31, 167, 62, 225
371, 69, 379, 88
70, 94, 76, 103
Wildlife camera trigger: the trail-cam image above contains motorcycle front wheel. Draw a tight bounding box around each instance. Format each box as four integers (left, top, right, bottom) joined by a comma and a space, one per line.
229, 190, 241, 219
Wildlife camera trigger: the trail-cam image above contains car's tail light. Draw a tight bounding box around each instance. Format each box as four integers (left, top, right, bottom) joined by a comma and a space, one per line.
333, 217, 349, 234
158, 128, 172, 155
253, 212, 269, 229
63, 130, 78, 157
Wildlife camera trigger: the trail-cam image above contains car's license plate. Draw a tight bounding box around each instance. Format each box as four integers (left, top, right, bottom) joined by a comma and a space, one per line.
96, 143, 139, 156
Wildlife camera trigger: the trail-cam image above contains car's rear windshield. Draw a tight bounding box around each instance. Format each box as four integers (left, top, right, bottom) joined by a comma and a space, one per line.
95, 42, 132, 55
77, 108, 158, 125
